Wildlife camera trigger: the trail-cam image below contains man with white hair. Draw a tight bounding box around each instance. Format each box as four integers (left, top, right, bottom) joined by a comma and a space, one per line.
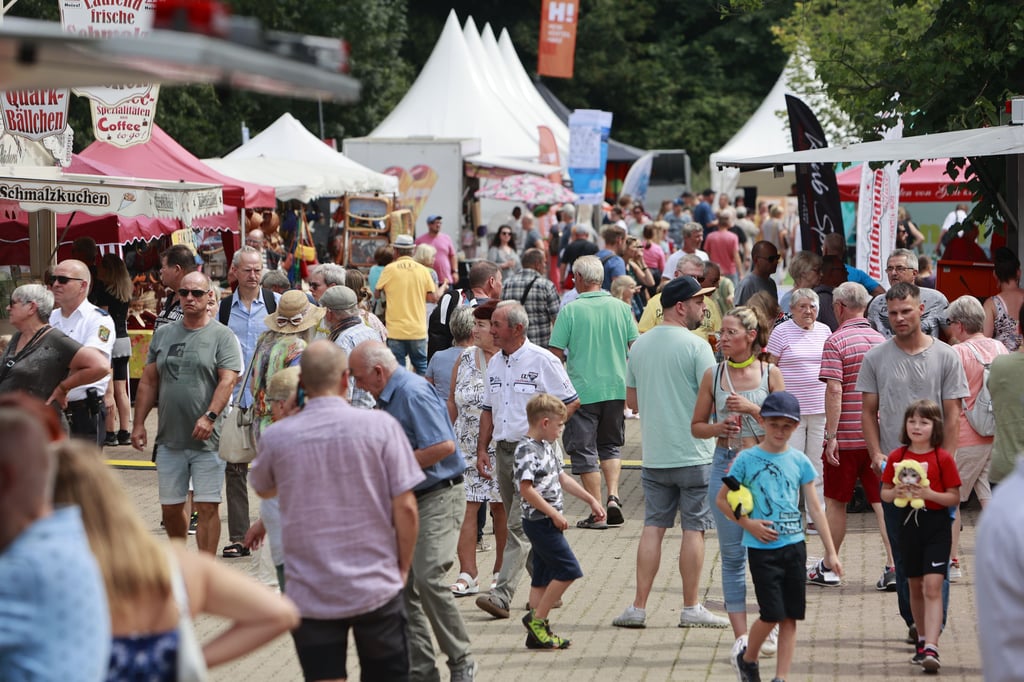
307, 263, 347, 303
321, 285, 381, 409
48, 258, 114, 444
550, 255, 638, 529
349, 340, 477, 682
867, 249, 947, 338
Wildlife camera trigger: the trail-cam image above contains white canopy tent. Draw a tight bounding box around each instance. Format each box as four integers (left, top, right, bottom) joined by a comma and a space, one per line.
369, 11, 563, 166
709, 52, 854, 199
207, 113, 398, 201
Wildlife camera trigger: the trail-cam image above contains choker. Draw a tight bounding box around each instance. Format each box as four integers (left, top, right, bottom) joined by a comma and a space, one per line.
727, 355, 756, 369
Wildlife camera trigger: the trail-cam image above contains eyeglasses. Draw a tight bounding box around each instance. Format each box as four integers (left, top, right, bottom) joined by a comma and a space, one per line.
759, 254, 781, 263
46, 274, 84, 285
499, 231, 511, 236
308, 282, 325, 290
276, 313, 306, 326
886, 265, 913, 273
944, 318, 961, 327
245, 239, 263, 247
177, 288, 210, 299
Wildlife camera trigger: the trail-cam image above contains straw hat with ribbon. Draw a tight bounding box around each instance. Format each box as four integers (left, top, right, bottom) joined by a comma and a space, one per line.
264, 290, 325, 334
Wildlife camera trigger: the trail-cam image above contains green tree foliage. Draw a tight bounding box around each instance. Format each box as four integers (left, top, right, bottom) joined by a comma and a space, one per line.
769, 0, 1024, 225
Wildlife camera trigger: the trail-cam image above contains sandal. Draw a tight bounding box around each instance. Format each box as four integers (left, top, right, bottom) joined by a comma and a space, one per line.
606, 495, 624, 526
577, 514, 608, 530
222, 543, 251, 559
450, 572, 480, 596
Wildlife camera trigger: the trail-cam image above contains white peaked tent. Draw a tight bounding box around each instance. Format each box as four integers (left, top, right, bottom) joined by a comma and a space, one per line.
492, 26, 571, 156
370, 11, 559, 163
710, 52, 855, 198
206, 113, 398, 201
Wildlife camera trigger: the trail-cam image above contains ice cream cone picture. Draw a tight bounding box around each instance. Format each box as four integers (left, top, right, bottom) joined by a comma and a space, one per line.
384, 166, 413, 195
118, 192, 137, 212
407, 164, 438, 225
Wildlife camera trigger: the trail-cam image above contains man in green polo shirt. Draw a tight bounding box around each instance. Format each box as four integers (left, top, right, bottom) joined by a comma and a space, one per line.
550, 255, 639, 529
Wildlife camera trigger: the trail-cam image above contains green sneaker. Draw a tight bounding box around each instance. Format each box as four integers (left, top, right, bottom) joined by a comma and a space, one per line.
522, 610, 570, 650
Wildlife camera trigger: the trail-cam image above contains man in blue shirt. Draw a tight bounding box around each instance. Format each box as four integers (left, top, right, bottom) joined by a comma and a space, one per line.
349, 340, 478, 682
693, 189, 717, 239
597, 225, 628, 290
222, 247, 280, 559
0, 408, 110, 681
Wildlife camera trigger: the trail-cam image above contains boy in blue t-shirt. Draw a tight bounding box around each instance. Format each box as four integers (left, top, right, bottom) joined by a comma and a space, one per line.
715, 391, 843, 682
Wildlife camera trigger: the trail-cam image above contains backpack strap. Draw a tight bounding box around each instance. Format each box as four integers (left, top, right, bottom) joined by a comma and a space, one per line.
219, 289, 277, 325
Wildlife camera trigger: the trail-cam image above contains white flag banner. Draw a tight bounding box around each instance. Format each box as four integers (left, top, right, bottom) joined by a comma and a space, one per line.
620, 151, 653, 204
856, 122, 903, 287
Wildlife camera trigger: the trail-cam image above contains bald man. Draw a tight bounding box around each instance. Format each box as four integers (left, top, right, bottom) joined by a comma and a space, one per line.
0, 408, 110, 679
48, 258, 114, 445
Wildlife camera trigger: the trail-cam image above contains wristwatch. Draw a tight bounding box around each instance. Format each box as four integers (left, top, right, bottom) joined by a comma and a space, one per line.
823, 431, 837, 441
205, 410, 218, 421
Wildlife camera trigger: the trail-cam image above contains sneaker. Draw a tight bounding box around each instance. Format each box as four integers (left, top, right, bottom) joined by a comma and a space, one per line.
450, 661, 478, 682
476, 540, 491, 552
949, 558, 962, 581
606, 495, 624, 526
116, 429, 131, 446
611, 604, 646, 629
905, 624, 918, 645
760, 624, 779, 657
187, 512, 198, 535
576, 514, 608, 530
807, 559, 841, 587
522, 610, 570, 649
921, 647, 940, 674
475, 593, 510, 619
731, 635, 749, 680
806, 521, 819, 536
735, 646, 761, 682
911, 645, 926, 665
523, 599, 562, 610
876, 566, 896, 591
678, 603, 729, 628
103, 432, 118, 447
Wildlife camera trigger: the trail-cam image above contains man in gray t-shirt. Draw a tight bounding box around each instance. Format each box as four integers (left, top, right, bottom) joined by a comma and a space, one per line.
856, 282, 967, 634
132, 272, 241, 553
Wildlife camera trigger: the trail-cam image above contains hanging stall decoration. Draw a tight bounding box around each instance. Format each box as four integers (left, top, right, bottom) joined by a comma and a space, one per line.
0, 88, 74, 165
61, 0, 161, 148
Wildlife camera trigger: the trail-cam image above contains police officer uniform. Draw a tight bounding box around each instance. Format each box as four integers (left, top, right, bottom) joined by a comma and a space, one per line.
50, 299, 115, 444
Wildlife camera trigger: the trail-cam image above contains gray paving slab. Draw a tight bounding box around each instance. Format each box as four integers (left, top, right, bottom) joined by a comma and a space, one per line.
110, 415, 983, 681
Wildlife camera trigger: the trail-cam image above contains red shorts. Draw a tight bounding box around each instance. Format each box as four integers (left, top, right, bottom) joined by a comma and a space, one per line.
822, 446, 881, 504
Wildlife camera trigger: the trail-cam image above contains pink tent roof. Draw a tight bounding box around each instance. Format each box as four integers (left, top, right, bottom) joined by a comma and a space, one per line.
836, 159, 975, 203
79, 125, 275, 208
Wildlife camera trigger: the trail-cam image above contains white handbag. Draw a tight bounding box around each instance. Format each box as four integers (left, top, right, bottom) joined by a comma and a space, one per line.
218, 355, 258, 464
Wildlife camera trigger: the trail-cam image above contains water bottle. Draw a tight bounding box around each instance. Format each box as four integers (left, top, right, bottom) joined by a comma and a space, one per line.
726, 412, 742, 452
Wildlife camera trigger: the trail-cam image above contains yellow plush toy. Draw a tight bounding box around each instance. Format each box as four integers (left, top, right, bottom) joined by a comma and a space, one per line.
722, 476, 754, 518
892, 459, 930, 509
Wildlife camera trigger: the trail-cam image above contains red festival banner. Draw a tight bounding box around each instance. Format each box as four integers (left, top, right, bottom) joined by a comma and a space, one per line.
538, 0, 578, 79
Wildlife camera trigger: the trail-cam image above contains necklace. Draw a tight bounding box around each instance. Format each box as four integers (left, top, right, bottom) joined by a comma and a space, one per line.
727, 354, 756, 369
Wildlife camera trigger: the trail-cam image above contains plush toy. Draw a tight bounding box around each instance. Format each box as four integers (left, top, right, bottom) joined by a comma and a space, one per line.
722, 476, 754, 519
892, 460, 930, 509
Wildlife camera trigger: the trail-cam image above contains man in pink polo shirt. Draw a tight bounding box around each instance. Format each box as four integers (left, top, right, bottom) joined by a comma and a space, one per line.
416, 215, 460, 286
817, 281, 894, 591
703, 211, 744, 285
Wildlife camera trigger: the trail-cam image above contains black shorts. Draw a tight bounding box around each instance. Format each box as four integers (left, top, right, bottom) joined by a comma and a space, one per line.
112, 355, 129, 382
291, 592, 409, 682
748, 542, 807, 622
898, 508, 953, 578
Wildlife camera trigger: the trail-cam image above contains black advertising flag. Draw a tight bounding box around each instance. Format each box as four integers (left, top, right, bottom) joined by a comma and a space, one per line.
785, 94, 843, 254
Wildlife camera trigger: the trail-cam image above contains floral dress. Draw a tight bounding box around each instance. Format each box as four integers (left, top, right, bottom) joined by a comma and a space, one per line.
250, 331, 306, 440
452, 346, 500, 504
993, 295, 1021, 351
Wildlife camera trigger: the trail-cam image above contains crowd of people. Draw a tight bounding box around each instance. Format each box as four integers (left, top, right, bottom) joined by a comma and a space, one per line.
0, 193, 1018, 682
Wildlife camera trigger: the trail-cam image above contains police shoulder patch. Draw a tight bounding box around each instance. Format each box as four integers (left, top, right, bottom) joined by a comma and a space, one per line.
98, 326, 111, 343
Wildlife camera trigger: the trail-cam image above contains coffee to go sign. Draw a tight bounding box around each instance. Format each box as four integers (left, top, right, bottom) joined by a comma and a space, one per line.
1, 90, 71, 141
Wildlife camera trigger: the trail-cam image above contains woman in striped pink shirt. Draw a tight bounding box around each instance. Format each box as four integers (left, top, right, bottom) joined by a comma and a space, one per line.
765, 288, 832, 529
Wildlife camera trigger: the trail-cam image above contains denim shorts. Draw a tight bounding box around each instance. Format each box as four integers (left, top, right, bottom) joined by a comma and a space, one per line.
641, 465, 714, 531
155, 445, 226, 505
522, 516, 583, 587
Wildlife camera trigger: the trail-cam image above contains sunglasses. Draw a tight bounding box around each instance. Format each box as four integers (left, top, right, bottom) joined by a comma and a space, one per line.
178, 288, 210, 299
276, 313, 307, 327
46, 274, 84, 285
499, 231, 511, 236
759, 255, 781, 263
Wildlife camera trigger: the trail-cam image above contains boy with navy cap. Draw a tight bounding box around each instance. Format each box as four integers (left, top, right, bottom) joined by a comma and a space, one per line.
714, 391, 842, 682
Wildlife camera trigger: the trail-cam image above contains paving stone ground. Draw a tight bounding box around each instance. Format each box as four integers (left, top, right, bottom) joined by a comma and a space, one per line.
111, 415, 982, 681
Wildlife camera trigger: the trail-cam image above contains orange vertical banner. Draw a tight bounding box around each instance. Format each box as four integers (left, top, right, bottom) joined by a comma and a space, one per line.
537, 125, 563, 183
538, 0, 579, 79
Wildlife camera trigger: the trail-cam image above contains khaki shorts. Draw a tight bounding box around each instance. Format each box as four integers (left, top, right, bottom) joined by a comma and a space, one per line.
954, 443, 992, 503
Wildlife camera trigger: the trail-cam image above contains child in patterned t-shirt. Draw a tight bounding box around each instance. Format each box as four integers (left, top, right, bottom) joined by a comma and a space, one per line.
514, 393, 605, 650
